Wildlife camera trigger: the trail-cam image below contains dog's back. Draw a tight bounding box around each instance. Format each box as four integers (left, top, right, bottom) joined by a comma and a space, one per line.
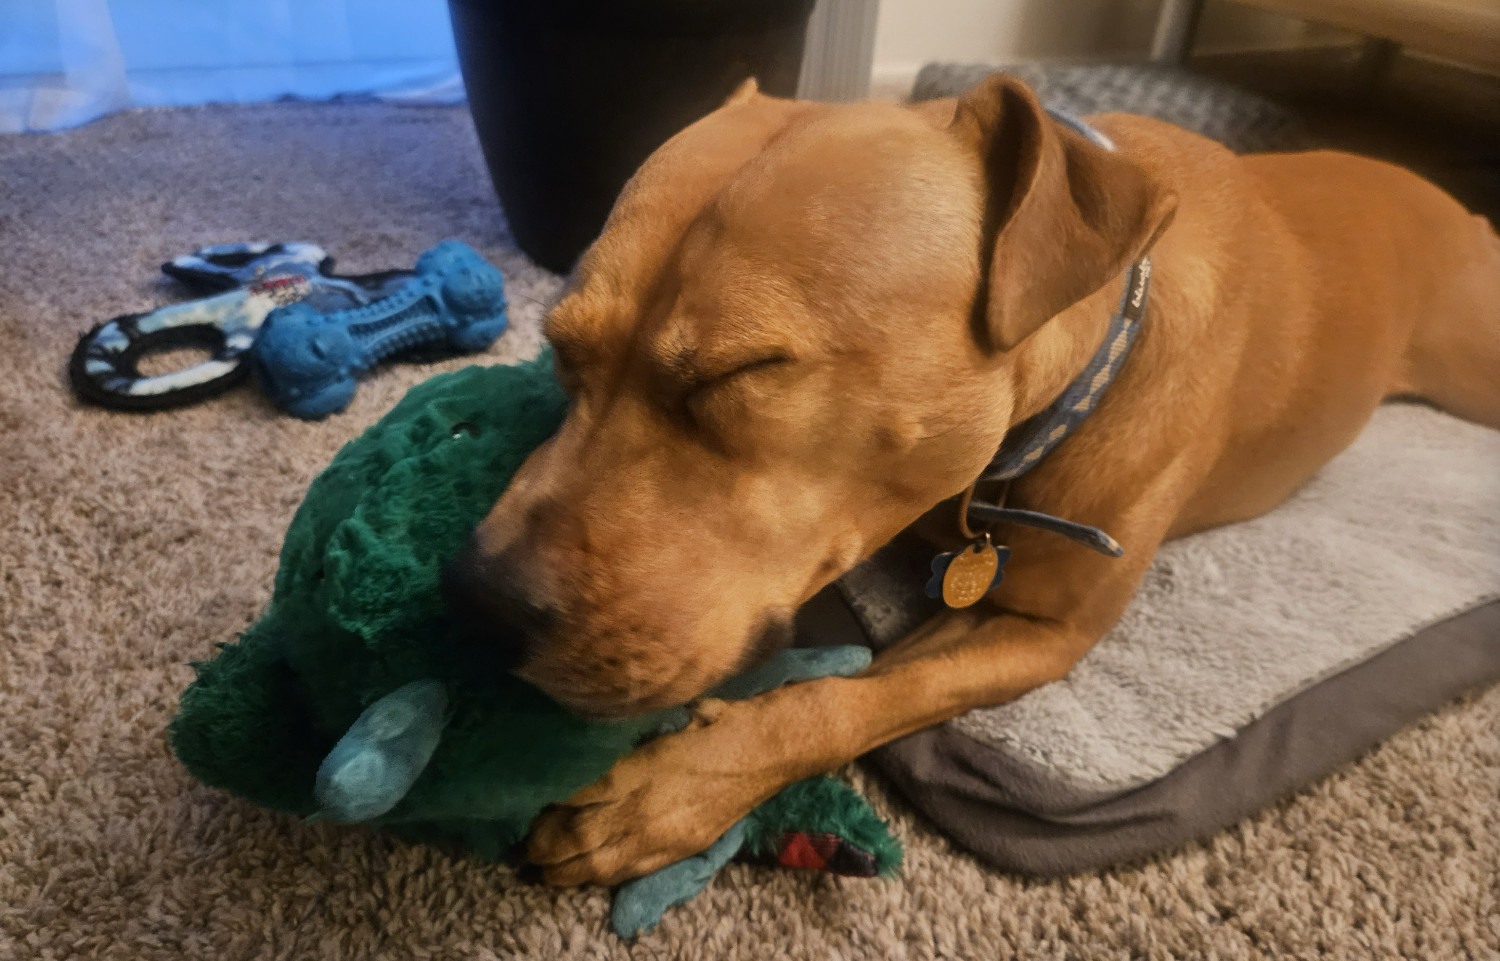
1051, 113, 1500, 533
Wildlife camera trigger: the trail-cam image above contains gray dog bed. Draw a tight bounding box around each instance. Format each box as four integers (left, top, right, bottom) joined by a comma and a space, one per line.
910, 61, 1311, 153
798, 65, 1500, 876
809, 405, 1500, 875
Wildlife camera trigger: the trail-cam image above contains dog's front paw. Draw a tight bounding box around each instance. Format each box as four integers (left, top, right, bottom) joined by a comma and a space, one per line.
525, 701, 780, 887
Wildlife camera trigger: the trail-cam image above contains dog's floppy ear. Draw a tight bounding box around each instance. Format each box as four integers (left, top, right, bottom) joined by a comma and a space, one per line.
950, 74, 1177, 351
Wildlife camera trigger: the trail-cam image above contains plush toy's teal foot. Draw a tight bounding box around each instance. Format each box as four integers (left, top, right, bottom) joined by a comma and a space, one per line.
314, 679, 448, 822
709, 645, 871, 701
648, 646, 874, 738
611, 644, 876, 937
612, 820, 749, 938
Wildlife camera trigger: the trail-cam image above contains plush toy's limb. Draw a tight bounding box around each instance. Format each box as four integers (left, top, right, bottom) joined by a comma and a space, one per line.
647, 646, 874, 739
608, 646, 890, 938
314, 679, 449, 822
610, 820, 748, 938
742, 775, 902, 877
610, 773, 906, 938
708, 646, 872, 702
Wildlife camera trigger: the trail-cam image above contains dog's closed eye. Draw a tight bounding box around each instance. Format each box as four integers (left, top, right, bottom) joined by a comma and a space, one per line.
682, 353, 794, 411
679, 355, 799, 447
698, 354, 793, 388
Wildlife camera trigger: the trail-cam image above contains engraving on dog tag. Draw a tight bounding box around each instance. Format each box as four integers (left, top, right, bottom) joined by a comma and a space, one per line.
942, 541, 1001, 608
925, 533, 1010, 607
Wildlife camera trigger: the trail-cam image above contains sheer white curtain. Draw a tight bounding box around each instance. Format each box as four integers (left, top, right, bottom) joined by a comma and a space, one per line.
0, 0, 463, 133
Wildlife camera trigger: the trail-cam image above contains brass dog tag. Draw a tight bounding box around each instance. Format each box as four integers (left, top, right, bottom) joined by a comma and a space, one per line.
941, 539, 1001, 608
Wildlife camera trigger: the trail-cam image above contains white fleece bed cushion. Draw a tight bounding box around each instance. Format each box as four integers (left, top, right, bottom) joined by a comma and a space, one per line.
828, 404, 1500, 868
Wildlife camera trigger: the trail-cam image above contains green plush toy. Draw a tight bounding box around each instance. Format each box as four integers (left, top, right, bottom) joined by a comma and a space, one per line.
169, 357, 899, 938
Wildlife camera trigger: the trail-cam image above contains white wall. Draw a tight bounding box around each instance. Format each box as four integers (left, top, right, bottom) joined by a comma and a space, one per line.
871, 0, 1340, 94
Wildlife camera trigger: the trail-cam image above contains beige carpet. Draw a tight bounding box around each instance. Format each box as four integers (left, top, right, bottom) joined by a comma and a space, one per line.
2, 102, 1497, 961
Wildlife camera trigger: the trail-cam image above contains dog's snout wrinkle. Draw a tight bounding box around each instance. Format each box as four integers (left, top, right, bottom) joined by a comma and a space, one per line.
442, 536, 550, 666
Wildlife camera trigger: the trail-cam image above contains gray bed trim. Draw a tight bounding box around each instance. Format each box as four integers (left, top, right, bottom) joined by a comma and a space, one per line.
863, 599, 1500, 877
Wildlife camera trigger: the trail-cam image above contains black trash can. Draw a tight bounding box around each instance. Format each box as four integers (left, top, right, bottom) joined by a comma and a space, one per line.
449, 0, 816, 273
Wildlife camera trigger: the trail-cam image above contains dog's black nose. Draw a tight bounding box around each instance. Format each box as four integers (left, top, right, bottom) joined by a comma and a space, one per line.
441, 536, 550, 667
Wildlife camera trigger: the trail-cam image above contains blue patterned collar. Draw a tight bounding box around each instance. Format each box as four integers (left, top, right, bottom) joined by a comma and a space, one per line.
965, 256, 1152, 557
924, 112, 1151, 603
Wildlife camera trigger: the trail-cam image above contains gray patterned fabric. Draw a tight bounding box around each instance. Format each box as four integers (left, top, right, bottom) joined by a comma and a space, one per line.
912, 62, 1311, 154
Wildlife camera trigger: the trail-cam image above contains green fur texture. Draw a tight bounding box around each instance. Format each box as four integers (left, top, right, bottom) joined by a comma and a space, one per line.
745, 778, 903, 877
169, 357, 900, 874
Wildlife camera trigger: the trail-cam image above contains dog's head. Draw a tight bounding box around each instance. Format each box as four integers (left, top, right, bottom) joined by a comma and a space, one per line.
445, 76, 1176, 717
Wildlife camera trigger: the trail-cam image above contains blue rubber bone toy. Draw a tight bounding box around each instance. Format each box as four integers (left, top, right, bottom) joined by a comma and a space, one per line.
69, 240, 506, 418
254, 241, 507, 419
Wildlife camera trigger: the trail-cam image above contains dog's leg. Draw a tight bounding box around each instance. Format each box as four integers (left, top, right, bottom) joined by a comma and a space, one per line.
523, 609, 1107, 885
526, 460, 1200, 886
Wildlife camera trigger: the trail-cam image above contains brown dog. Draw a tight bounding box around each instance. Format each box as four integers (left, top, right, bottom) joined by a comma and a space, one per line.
443, 74, 1500, 885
